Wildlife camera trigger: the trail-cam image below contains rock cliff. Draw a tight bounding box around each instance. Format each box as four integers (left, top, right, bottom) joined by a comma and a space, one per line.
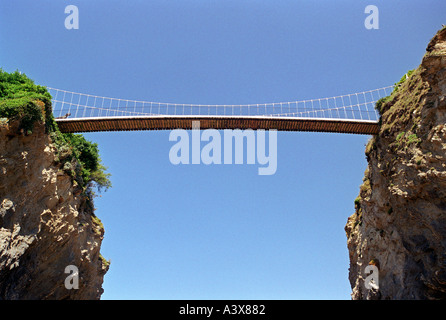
345, 27, 446, 299
0, 120, 109, 299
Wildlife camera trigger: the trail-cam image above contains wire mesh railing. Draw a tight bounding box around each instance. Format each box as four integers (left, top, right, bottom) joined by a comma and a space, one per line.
48, 85, 393, 122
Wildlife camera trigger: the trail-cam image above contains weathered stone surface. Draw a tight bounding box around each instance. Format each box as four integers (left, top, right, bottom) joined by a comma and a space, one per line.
0, 121, 108, 300
345, 27, 446, 300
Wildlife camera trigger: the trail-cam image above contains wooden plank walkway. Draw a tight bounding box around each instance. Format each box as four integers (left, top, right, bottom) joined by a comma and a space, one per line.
55, 115, 379, 135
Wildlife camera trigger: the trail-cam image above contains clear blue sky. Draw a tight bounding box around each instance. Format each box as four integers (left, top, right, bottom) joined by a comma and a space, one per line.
1, 1, 444, 300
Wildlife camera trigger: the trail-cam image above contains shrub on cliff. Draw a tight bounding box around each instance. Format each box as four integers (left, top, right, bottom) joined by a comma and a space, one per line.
0, 69, 111, 195
62, 133, 112, 193
0, 69, 53, 133
393, 69, 415, 93
374, 69, 415, 117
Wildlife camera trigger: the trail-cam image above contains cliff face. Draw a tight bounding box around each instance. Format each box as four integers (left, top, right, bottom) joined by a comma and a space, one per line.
345, 28, 446, 300
0, 120, 108, 299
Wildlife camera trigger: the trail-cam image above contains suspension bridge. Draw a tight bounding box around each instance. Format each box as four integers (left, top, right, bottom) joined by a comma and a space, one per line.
49, 86, 393, 135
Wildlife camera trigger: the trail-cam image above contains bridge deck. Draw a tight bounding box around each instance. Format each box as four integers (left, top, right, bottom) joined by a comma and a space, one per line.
55, 115, 379, 135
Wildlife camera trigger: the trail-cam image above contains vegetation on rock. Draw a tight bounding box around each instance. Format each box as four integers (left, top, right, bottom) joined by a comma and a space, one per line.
0, 69, 111, 197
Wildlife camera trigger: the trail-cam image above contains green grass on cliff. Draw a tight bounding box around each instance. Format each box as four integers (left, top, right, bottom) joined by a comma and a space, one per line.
374, 69, 415, 117
0, 69, 111, 195
0, 69, 54, 133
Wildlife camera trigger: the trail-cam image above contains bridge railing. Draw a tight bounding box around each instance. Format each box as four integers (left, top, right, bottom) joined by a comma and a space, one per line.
47, 86, 394, 122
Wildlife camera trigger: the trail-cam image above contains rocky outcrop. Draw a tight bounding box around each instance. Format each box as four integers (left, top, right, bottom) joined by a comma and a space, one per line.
0, 120, 108, 299
345, 27, 446, 300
